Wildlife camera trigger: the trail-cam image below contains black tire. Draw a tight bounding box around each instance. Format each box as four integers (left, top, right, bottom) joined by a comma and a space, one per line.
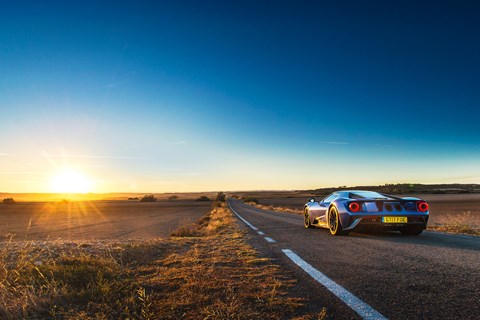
304, 208, 313, 228
328, 206, 349, 236
400, 225, 424, 235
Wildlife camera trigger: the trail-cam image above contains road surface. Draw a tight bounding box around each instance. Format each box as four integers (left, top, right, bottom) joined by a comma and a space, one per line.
228, 199, 480, 320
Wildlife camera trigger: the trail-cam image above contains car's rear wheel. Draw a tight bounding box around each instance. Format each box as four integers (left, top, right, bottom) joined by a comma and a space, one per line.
328, 206, 349, 236
304, 208, 313, 228
400, 225, 424, 235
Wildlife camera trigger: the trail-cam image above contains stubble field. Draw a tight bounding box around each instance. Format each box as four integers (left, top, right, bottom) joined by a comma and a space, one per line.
0, 200, 211, 242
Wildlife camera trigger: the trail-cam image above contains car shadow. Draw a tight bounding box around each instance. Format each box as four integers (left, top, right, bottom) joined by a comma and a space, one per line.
348, 229, 480, 251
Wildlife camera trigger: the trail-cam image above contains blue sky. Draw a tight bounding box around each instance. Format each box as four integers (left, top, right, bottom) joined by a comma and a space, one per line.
1, 1, 479, 192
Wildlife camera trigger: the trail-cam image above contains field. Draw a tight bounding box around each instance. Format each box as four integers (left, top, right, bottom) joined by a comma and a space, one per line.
0, 192, 480, 241
2, 193, 478, 242
0, 201, 212, 241
243, 193, 480, 234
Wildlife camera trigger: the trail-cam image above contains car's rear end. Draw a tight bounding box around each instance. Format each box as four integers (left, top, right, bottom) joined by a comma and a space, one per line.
340, 196, 429, 235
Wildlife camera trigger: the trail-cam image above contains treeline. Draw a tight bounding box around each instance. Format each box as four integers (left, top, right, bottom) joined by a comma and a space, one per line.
310, 183, 480, 195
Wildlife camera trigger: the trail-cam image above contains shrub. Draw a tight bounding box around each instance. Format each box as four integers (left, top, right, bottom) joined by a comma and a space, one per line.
140, 195, 157, 202
170, 223, 203, 237
215, 192, 226, 202
168, 195, 179, 200
195, 196, 211, 202
2, 197, 15, 204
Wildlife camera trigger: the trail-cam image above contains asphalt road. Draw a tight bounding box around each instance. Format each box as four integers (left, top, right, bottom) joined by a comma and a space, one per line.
228, 199, 480, 320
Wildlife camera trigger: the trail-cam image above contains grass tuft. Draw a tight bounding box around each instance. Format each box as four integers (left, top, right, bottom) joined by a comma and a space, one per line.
247, 202, 303, 215
428, 211, 480, 235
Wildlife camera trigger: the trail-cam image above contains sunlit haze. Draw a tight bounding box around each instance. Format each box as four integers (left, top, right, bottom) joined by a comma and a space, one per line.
1, 1, 479, 193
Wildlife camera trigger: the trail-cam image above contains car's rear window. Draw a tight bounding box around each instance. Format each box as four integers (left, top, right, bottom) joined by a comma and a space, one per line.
349, 191, 390, 200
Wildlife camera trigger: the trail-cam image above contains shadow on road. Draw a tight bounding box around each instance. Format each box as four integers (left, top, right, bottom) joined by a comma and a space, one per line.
347, 229, 480, 251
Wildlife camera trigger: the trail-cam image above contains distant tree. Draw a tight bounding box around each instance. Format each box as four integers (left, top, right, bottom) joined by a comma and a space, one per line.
215, 192, 226, 202
140, 195, 157, 202
3, 197, 16, 204
168, 195, 179, 200
128, 197, 140, 200
195, 196, 211, 202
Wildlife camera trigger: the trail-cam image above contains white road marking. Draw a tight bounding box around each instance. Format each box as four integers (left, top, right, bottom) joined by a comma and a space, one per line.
228, 201, 259, 231
282, 249, 388, 320
264, 237, 276, 243
229, 202, 276, 243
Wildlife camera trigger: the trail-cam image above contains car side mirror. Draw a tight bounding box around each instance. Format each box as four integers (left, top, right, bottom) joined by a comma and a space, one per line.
308, 198, 315, 203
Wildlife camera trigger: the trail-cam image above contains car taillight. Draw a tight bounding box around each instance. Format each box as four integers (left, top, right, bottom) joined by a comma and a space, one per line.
417, 201, 429, 212
349, 202, 361, 212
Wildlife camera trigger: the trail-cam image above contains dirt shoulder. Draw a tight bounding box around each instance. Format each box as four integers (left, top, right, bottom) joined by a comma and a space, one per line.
0, 202, 327, 319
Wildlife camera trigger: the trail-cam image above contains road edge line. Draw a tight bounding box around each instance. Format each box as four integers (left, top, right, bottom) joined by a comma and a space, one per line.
228, 200, 259, 231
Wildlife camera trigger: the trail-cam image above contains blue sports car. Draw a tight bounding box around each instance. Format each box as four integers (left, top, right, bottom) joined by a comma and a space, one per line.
304, 190, 429, 235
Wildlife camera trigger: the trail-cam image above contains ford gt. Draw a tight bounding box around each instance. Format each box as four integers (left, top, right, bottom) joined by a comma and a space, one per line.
304, 190, 429, 235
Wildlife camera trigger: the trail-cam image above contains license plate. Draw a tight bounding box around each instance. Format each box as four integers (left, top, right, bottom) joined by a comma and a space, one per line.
382, 216, 407, 223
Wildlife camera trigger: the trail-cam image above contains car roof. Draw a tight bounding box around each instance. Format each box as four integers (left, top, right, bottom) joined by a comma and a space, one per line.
332, 190, 391, 198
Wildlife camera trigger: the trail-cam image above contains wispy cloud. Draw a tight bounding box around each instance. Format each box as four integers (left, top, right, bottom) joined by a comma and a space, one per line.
372, 144, 393, 148
69, 165, 105, 168
93, 72, 138, 90
0, 153, 16, 156
319, 141, 349, 145
0, 171, 44, 175
168, 140, 187, 145
158, 172, 202, 176
319, 142, 394, 148
44, 153, 148, 160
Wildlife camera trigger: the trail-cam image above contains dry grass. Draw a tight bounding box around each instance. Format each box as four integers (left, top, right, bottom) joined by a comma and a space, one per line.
152, 205, 305, 319
0, 202, 325, 319
0, 240, 144, 319
428, 211, 480, 236
248, 202, 303, 215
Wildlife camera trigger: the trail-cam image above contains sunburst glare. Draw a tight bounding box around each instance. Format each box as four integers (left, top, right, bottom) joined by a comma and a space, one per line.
50, 169, 92, 193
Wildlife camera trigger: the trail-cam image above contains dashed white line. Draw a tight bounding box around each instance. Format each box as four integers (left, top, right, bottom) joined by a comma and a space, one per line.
228, 202, 259, 231
264, 237, 276, 243
282, 249, 388, 320
228, 201, 277, 244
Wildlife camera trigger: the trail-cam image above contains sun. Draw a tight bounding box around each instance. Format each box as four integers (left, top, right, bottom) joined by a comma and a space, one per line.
51, 169, 92, 193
